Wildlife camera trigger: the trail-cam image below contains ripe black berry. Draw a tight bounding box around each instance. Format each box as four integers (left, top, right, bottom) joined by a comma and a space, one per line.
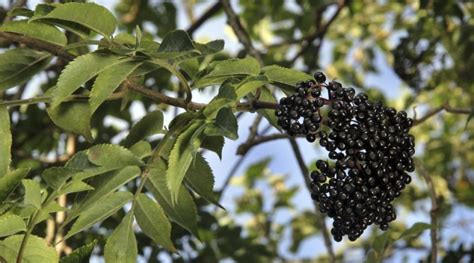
314, 71, 326, 83
275, 78, 325, 142
278, 71, 416, 242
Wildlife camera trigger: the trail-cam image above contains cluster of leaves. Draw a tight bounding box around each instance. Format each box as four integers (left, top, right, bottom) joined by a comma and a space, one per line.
0, 2, 318, 262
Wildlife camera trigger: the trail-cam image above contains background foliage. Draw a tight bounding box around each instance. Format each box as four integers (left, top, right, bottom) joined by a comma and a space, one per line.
0, 0, 473, 262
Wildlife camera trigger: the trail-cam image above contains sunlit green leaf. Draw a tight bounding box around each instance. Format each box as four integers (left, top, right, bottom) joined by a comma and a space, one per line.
0, 235, 58, 263
90, 61, 142, 114
47, 101, 93, 142
0, 20, 67, 46
135, 194, 175, 251
0, 106, 11, 177
122, 110, 164, 147
0, 169, 29, 202
146, 161, 199, 237
104, 212, 137, 263
0, 214, 26, 237
64, 191, 133, 240
31, 2, 116, 37
22, 179, 41, 209
185, 153, 222, 208
0, 48, 50, 91
166, 120, 205, 204
51, 53, 127, 108
60, 240, 97, 263
87, 144, 144, 168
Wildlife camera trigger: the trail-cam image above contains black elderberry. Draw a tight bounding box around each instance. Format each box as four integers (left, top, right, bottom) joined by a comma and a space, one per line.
275, 78, 324, 142
314, 71, 326, 83
276, 72, 415, 242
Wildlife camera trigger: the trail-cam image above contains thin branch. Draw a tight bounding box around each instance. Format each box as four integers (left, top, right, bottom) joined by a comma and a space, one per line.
237, 133, 294, 155
186, 2, 223, 36
221, 0, 263, 63
219, 115, 264, 196
288, 138, 335, 263
290, 0, 345, 64
416, 160, 438, 263
412, 102, 471, 126
218, 154, 249, 198
0, 91, 125, 107
4, 0, 27, 22
0, 32, 280, 112
0, 32, 76, 61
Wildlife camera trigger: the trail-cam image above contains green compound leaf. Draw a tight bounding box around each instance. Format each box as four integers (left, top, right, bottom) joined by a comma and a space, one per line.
185, 153, 222, 208
60, 240, 97, 263
200, 135, 225, 159
398, 222, 431, 240
64, 166, 140, 226
0, 48, 50, 91
51, 52, 127, 108
64, 191, 133, 240
158, 30, 195, 53
129, 141, 152, 159
0, 214, 26, 237
7, 7, 34, 18
256, 87, 280, 130
0, 169, 29, 203
87, 144, 144, 168
261, 65, 313, 87
365, 249, 378, 263
206, 56, 260, 77
235, 75, 268, 99
104, 212, 137, 263
373, 230, 391, 254
35, 201, 67, 224
166, 120, 205, 204
0, 20, 67, 46
47, 101, 93, 142
42, 167, 79, 189
194, 56, 260, 88
135, 194, 175, 251
0, 235, 58, 263
202, 84, 237, 118
58, 180, 93, 196
22, 179, 42, 209
90, 61, 142, 114
193, 39, 225, 55
0, 106, 11, 177
205, 108, 239, 140
146, 161, 199, 238
31, 2, 116, 37
122, 110, 164, 148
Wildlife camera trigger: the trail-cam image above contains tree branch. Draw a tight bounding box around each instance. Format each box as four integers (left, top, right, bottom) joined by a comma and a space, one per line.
290, 0, 345, 64
416, 160, 438, 263
221, 0, 263, 63
237, 133, 297, 155
0, 32, 76, 61
4, 0, 28, 22
0, 32, 280, 112
186, 2, 223, 36
412, 102, 471, 126
0, 91, 125, 107
288, 138, 335, 263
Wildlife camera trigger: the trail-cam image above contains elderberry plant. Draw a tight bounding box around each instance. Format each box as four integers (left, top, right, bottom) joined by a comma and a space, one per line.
276, 72, 416, 242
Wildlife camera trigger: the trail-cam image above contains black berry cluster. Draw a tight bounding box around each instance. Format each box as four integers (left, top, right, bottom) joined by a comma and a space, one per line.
277, 72, 416, 242
275, 78, 326, 142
